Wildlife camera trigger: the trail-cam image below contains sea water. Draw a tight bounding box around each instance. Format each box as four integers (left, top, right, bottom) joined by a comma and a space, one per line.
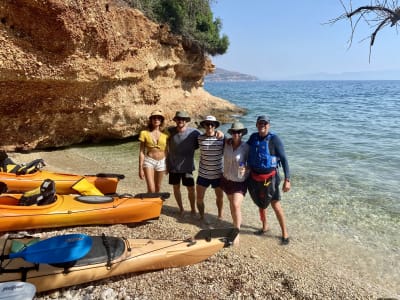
64, 80, 399, 294
205, 80, 399, 294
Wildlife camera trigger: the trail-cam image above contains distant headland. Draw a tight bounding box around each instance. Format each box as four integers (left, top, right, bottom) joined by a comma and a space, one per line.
206, 68, 259, 82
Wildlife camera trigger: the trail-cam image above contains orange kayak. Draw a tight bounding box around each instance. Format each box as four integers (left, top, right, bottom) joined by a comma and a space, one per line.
0, 192, 167, 232
0, 170, 124, 194
0, 228, 238, 292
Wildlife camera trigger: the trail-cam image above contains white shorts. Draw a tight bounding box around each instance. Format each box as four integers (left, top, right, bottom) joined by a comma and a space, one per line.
143, 156, 166, 171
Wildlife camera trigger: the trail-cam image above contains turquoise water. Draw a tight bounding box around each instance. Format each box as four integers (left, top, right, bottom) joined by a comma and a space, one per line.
65, 80, 399, 294
205, 80, 399, 294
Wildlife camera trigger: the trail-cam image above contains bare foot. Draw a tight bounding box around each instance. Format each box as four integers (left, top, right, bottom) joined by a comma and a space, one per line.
233, 234, 240, 247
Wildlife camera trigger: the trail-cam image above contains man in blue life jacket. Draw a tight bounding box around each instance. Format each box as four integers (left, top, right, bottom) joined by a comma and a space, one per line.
247, 115, 291, 245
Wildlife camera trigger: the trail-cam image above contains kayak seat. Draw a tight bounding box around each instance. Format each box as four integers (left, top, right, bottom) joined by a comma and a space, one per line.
50, 235, 125, 268
19, 179, 56, 206
75, 195, 114, 204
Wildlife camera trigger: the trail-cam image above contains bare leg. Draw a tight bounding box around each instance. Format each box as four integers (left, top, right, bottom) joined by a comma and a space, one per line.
228, 192, 243, 246
259, 208, 269, 232
214, 187, 224, 219
154, 170, 164, 193
228, 193, 243, 229
143, 167, 155, 193
173, 184, 184, 214
187, 185, 196, 215
271, 200, 289, 239
196, 184, 206, 220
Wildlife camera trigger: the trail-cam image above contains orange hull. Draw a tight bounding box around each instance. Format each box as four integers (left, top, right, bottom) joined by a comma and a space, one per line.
0, 193, 163, 232
0, 170, 123, 194
0, 229, 235, 292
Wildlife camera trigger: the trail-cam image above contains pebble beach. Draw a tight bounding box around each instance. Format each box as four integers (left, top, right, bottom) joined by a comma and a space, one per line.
7, 149, 396, 300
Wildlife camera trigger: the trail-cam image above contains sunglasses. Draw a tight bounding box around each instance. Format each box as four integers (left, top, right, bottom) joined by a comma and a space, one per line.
151, 116, 163, 120
204, 122, 215, 127
231, 130, 242, 135
257, 121, 269, 126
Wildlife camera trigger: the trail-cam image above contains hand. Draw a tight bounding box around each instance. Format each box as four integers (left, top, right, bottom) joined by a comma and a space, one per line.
282, 180, 291, 192
215, 130, 224, 139
139, 168, 144, 180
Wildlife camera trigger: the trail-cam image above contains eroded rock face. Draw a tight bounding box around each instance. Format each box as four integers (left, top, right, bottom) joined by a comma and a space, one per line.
0, 0, 242, 151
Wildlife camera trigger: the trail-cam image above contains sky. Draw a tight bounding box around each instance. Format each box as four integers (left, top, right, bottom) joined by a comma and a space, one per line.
209, 0, 400, 80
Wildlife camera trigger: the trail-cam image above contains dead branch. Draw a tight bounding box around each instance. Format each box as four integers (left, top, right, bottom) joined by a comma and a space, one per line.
329, 0, 400, 61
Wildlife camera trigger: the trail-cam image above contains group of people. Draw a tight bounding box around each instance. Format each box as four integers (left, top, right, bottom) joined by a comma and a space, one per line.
138, 110, 291, 246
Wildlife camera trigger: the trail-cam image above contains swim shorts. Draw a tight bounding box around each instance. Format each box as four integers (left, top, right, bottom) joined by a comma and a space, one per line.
169, 172, 195, 187
248, 172, 281, 209
196, 176, 221, 189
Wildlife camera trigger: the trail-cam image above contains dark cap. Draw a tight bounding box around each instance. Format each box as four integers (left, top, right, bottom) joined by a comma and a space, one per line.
257, 115, 270, 123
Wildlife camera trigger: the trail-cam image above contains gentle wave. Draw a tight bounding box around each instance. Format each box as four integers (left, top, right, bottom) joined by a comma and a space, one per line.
205, 80, 400, 292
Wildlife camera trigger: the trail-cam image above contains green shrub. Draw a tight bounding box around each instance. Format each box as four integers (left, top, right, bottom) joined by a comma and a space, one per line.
124, 0, 229, 55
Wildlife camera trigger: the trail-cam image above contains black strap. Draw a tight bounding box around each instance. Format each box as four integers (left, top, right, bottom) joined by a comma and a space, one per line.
101, 234, 112, 269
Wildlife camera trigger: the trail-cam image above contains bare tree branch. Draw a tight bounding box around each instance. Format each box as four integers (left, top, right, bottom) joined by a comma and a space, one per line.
329, 0, 400, 61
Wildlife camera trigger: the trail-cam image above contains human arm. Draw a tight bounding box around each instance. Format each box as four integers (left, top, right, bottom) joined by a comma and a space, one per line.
273, 136, 291, 192
138, 142, 145, 180
215, 129, 224, 140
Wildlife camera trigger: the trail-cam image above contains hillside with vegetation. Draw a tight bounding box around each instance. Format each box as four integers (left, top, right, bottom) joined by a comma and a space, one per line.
206, 68, 259, 82
125, 0, 229, 55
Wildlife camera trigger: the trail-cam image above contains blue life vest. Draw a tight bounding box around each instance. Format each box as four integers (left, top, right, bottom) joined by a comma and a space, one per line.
248, 132, 278, 171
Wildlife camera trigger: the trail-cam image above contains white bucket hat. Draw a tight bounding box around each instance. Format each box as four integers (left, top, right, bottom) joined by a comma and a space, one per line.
200, 115, 220, 128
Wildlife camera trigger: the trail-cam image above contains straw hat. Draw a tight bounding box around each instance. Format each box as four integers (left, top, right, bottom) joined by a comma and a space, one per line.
173, 111, 191, 122
228, 121, 248, 136
200, 115, 220, 128
149, 110, 164, 121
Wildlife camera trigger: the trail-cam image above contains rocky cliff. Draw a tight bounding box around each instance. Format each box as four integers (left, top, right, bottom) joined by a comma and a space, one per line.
0, 0, 243, 151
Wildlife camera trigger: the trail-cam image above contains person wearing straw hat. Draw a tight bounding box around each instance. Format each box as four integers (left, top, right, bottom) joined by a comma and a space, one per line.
246, 115, 291, 245
221, 121, 249, 246
166, 111, 201, 216
167, 112, 225, 217
196, 115, 225, 223
138, 110, 169, 193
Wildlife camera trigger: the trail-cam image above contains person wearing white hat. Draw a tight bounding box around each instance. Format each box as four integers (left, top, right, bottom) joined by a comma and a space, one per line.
138, 110, 169, 193
196, 115, 224, 222
221, 121, 249, 246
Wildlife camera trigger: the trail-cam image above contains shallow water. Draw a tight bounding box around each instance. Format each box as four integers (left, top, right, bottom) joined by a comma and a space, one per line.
57, 80, 399, 295
205, 80, 399, 295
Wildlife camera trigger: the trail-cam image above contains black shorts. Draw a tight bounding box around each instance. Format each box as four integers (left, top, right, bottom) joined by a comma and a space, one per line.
169, 172, 195, 187
248, 173, 281, 209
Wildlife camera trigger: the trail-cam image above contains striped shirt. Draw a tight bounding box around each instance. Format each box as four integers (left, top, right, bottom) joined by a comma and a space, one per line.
198, 134, 224, 179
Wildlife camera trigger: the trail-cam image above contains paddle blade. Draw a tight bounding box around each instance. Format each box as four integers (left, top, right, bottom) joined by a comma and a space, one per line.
9, 234, 92, 264
0, 282, 36, 300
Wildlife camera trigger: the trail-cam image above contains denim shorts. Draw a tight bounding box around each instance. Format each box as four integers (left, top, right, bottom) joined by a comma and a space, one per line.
143, 156, 166, 171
